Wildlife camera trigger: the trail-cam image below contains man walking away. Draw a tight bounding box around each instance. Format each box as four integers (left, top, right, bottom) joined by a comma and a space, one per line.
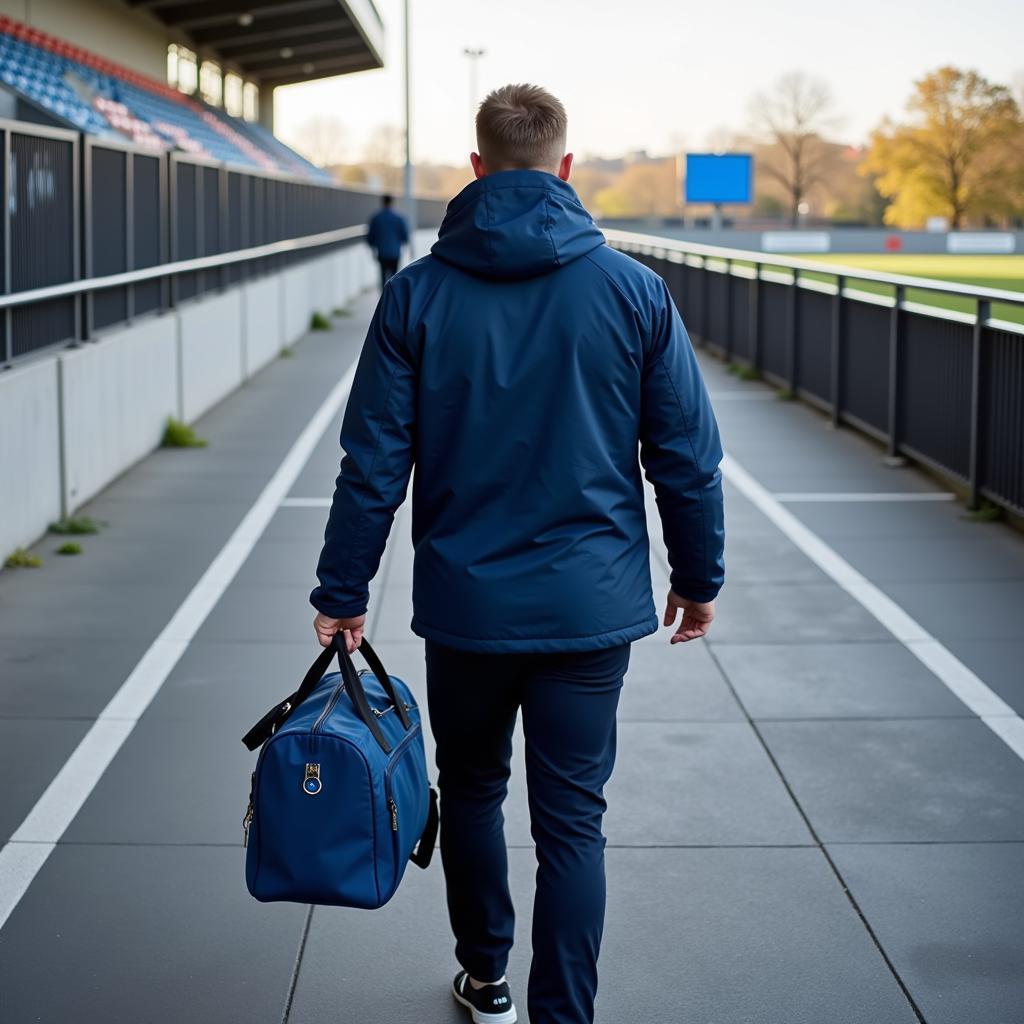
366, 193, 409, 289
310, 84, 725, 1024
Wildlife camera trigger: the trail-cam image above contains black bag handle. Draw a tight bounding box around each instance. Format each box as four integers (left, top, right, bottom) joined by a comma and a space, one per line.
241, 636, 411, 753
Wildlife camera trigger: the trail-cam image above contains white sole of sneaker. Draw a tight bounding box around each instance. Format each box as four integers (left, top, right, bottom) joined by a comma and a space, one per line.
451, 984, 518, 1024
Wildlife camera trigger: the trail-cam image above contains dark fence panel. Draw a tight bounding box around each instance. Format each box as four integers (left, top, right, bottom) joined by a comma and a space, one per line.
89, 145, 128, 330
730, 274, 752, 363
202, 165, 221, 293
132, 153, 163, 317
840, 298, 890, 436
982, 326, 1024, 513
173, 160, 199, 302
760, 279, 790, 383
795, 287, 832, 406
7, 126, 77, 357
899, 313, 973, 479
225, 172, 244, 285
705, 268, 729, 355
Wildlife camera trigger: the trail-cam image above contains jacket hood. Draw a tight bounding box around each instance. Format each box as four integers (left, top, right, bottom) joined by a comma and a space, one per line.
431, 170, 605, 281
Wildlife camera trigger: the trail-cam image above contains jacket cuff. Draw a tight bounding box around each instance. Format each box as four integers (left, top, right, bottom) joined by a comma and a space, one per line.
309, 587, 368, 620
668, 572, 721, 604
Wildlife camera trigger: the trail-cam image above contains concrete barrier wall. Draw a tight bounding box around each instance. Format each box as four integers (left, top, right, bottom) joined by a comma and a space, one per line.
59, 315, 179, 512
282, 265, 312, 344
178, 290, 245, 423
0, 244, 376, 561
242, 277, 283, 376
0, 359, 61, 559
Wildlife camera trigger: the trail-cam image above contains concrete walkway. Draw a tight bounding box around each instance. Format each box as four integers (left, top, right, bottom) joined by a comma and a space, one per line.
1, 290, 1023, 1024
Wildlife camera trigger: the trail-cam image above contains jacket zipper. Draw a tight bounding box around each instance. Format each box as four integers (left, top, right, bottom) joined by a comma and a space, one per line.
384, 725, 421, 832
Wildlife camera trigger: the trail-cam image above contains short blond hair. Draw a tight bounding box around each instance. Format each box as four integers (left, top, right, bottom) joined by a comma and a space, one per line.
475, 83, 567, 171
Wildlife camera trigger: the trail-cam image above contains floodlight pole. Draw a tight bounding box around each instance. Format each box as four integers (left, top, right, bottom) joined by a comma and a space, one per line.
463, 47, 486, 150
402, 0, 416, 241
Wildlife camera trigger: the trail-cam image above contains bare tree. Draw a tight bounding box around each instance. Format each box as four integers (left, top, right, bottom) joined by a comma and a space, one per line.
750, 72, 837, 225
363, 124, 405, 167
292, 115, 349, 168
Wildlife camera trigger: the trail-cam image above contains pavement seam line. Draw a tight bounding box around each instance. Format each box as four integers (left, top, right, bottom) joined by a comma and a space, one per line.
703, 640, 929, 1024
720, 451, 1024, 757
0, 359, 359, 933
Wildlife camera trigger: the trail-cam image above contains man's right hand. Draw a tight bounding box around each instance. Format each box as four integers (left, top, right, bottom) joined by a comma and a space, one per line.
663, 590, 715, 643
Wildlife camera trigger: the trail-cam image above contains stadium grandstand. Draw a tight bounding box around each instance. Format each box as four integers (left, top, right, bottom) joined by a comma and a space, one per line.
0, 2, 383, 178
0, 0, 445, 562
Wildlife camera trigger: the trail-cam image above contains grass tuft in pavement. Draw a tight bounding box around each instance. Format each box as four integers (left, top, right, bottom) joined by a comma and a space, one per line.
5, 548, 42, 568
49, 516, 100, 535
332, 306, 352, 317
964, 501, 1003, 523
310, 311, 331, 331
737, 364, 762, 381
56, 541, 83, 556
162, 418, 207, 449
776, 387, 796, 401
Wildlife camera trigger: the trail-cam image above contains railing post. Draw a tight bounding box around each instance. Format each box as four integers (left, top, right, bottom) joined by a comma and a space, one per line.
81, 138, 92, 342
748, 263, 761, 373
219, 167, 229, 292
967, 299, 990, 510
168, 155, 178, 310
885, 284, 904, 462
786, 268, 799, 393
700, 256, 709, 346
126, 150, 135, 323
3, 126, 11, 368
723, 259, 733, 361
830, 274, 844, 427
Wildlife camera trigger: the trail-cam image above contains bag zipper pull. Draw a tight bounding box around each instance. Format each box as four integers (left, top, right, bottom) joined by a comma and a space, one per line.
242, 801, 254, 847
389, 798, 398, 832
242, 771, 255, 847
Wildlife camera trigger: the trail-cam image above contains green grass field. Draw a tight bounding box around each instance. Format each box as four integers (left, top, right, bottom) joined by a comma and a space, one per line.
790, 253, 1024, 326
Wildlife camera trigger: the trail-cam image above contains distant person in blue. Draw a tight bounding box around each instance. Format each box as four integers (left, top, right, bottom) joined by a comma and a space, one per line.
311, 84, 725, 1024
366, 193, 409, 289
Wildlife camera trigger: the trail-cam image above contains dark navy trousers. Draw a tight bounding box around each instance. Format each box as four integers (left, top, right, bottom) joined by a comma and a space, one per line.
424, 640, 630, 1024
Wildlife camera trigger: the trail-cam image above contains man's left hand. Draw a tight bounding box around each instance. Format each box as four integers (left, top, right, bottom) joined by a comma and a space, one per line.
313, 612, 366, 652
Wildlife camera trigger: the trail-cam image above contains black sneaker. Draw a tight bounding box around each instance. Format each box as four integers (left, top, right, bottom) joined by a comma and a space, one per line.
452, 970, 517, 1023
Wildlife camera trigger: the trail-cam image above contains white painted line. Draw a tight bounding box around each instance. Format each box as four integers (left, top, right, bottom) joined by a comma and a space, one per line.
774, 491, 956, 503
280, 496, 333, 507
0, 361, 357, 932
721, 453, 1024, 760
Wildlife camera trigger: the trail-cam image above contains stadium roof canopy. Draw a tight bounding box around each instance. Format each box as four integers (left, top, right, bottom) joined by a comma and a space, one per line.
128, 0, 384, 87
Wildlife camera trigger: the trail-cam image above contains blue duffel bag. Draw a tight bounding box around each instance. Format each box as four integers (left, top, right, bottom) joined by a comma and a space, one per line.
241, 636, 438, 909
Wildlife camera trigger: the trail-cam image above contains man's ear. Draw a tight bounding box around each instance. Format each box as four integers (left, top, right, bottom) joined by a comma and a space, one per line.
470, 152, 487, 179
557, 152, 574, 182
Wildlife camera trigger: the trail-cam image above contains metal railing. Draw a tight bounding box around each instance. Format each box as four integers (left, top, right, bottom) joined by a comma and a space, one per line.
0, 118, 448, 368
606, 229, 1024, 517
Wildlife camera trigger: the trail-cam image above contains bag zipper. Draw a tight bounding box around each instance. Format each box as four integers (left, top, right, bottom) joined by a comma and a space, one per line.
312, 680, 346, 734
371, 700, 412, 719
384, 725, 422, 832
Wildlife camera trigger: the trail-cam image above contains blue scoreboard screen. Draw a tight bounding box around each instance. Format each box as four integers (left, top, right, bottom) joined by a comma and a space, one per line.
685, 153, 753, 204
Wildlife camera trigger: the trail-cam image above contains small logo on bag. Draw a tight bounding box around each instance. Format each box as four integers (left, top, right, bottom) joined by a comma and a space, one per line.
303, 763, 322, 795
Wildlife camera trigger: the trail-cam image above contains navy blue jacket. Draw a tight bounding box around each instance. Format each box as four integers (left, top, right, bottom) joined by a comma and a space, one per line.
366, 206, 409, 261
312, 170, 725, 653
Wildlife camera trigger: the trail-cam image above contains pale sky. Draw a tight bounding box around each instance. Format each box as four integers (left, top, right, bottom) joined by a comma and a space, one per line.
275, 0, 1024, 167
